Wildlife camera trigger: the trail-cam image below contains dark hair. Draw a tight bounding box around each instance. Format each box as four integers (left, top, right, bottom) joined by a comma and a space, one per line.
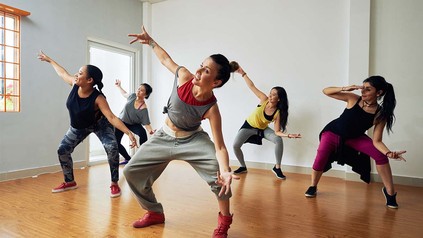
273, 86, 289, 132
86, 65, 104, 92
141, 83, 153, 99
209, 54, 238, 88
363, 75, 396, 133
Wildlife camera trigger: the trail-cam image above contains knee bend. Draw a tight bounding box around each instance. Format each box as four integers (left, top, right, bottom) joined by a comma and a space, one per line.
312, 158, 327, 171
232, 143, 242, 151
375, 157, 389, 165
57, 145, 70, 156
104, 142, 118, 153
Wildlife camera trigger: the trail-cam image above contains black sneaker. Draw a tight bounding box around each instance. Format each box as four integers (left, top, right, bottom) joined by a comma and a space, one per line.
305, 186, 317, 198
382, 187, 398, 209
272, 166, 286, 180
233, 167, 247, 174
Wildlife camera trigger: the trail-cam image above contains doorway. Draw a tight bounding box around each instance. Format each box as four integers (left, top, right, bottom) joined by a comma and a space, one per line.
87, 40, 137, 165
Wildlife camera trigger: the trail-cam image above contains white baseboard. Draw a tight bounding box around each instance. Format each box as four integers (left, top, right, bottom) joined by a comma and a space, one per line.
0, 161, 87, 182
2, 161, 422, 187
230, 161, 423, 187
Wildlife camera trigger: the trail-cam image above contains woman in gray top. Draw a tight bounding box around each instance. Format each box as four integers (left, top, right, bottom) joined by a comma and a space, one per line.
114, 79, 155, 165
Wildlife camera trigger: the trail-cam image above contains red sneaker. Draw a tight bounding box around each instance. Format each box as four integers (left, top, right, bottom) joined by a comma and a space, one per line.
212, 212, 233, 238
133, 211, 165, 228
52, 181, 78, 193
110, 184, 121, 198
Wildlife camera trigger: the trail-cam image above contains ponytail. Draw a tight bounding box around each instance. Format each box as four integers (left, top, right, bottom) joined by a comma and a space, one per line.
378, 82, 396, 133
363, 76, 396, 133
86, 65, 104, 94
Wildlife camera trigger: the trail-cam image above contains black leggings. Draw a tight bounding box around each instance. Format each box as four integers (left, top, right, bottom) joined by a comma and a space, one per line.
115, 122, 147, 161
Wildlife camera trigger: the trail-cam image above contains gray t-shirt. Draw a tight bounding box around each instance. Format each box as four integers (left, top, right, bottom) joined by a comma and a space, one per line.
119, 93, 151, 125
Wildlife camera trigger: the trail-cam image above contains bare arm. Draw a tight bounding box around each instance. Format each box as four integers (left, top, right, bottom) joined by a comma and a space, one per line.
37, 50, 75, 86
323, 85, 363, 108
114, 79, 129, 98
372, 121, 406, 161
204, 104, 239, 196
273, 113, 302, 138
129, 26, 193, 85
235, 66, 267, 103
96, 95, 137, 148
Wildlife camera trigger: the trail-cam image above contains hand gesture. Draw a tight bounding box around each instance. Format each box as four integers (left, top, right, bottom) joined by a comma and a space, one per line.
387, 150, 407, 161
216, 171, 240, 197
128, 25, 152, 45
115, 79, 122, 87
287, 133, 302, 139
128, 132, 138, 148
342, 85, 363, 91
149, 129, 157, 135
37, 50, 51, 63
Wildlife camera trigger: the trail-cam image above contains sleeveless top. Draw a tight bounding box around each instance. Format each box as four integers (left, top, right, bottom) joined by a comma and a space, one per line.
119, 93, 151, 125
246, 100, 280, 130
321, 98, 380, 183
322, 98, 380, 139
163, 66, 217, 131
66, 84, 102, 129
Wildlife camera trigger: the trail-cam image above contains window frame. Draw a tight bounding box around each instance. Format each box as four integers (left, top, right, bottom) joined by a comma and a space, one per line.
0, 4, 30, 112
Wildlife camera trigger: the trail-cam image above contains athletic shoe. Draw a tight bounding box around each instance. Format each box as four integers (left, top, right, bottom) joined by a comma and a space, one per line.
110, 184, 121, 198
119, 160, 129, 165
52, 181, 78, 193
212, 212, 233, 238
233, 167, 247, 174
382, 187, 398, 209
133, 211, 165, 228
305, 186, 317, 198
272, 166, 286, 180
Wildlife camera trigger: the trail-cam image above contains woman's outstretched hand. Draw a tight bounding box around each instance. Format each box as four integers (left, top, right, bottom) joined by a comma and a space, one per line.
216, 171, 240, 197
128, 25, 152, 45
387, 150, 407, 161
37, 50, 51, 63
287, 133, 302, 139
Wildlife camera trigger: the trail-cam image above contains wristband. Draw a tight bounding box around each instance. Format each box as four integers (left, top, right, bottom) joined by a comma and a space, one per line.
242, 72, 247, 77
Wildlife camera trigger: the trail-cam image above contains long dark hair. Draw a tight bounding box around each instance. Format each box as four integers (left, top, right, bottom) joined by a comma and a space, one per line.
86, 65, 104, 93
363, 75, 396, 133
209, 54, 238, 88
273, 86, 289, 132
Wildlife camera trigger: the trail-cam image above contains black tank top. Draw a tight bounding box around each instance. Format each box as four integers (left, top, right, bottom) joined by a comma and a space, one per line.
322, 98, 380, 139
66, 85, 102, 129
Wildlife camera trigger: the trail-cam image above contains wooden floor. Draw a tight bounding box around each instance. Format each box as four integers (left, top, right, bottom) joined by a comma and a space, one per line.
1, 161, 423, 238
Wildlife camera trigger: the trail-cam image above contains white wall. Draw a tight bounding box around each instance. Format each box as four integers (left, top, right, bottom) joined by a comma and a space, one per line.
145, 0, 422, 183
0, 0, 143, 180
370, 0, 423, 179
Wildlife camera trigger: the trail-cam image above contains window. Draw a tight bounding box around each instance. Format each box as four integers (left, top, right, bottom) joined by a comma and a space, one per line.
0, 4, 29, 112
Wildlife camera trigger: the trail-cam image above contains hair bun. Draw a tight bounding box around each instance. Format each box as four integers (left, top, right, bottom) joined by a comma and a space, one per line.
229, 61, 239, 73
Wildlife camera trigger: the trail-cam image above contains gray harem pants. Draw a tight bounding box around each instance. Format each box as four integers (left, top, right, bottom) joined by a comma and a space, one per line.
123, 127, 232, 213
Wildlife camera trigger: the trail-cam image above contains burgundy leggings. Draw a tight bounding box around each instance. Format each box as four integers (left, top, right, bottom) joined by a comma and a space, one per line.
312, 131, 389, 171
